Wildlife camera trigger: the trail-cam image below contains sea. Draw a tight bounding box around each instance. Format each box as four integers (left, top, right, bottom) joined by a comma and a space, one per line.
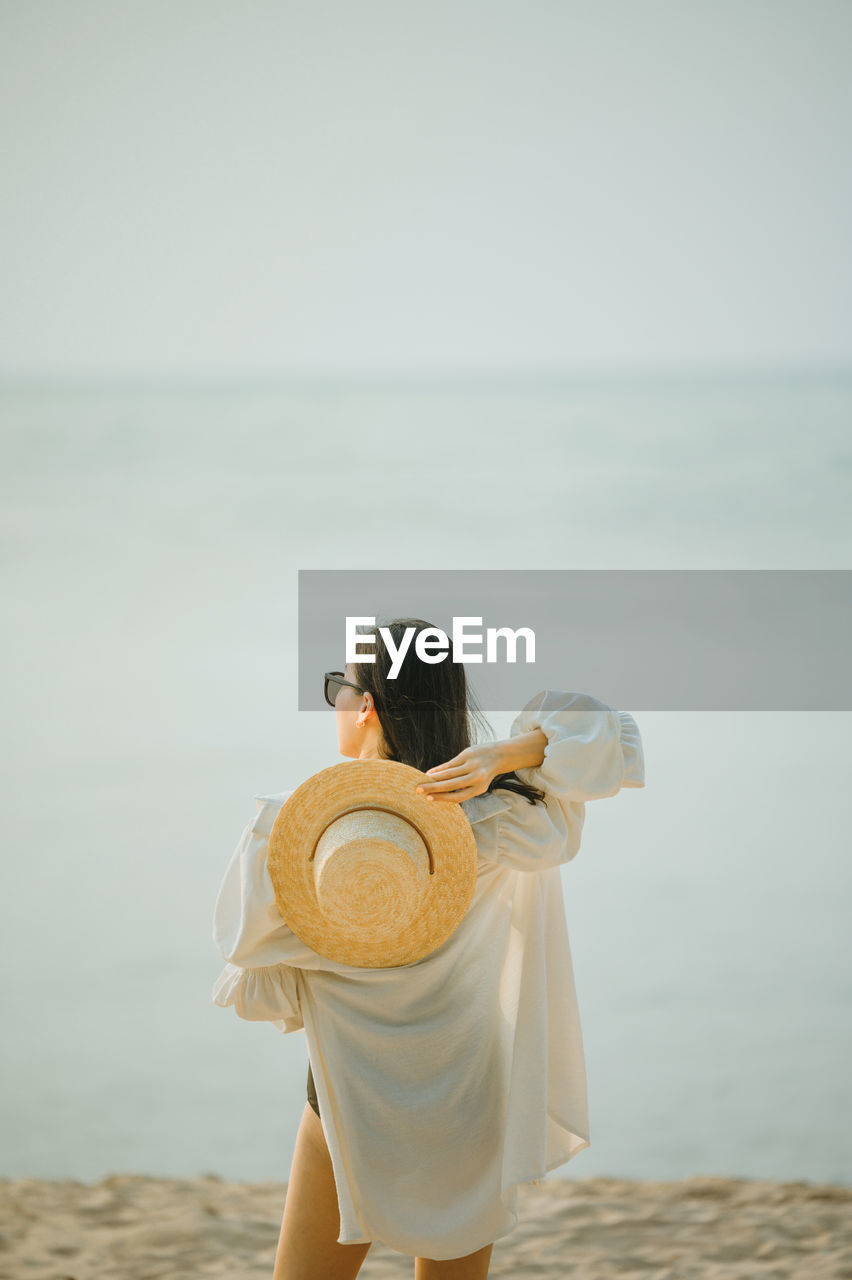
1, 370, 850, 1185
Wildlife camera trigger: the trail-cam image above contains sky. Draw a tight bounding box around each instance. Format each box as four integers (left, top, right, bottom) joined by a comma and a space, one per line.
1, 0, 850, 378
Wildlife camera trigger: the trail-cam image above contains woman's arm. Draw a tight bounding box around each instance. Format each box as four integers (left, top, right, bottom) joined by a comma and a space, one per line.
418, 690, 644, 805
493, 727, 547, 773
416, 729, 547, 803
212, 793, 371, 1032
474, 690, 645, 873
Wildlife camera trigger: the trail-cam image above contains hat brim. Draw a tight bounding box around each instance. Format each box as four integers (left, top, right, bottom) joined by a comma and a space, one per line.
267, 758, 479, 968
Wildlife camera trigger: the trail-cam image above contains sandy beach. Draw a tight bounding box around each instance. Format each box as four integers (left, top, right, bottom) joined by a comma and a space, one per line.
1, 1172, 849, 1278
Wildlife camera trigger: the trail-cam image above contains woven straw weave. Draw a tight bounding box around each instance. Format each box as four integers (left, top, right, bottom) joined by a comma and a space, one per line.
267, 758, 478, 968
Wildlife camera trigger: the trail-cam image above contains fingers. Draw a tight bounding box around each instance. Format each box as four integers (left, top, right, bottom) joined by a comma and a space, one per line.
415, 771, 481, 803
424, 761, 468, 777
416, 772, 469, 795
415, 748, 489, 803
417, 789, 473, 803
416, 764, 462, 792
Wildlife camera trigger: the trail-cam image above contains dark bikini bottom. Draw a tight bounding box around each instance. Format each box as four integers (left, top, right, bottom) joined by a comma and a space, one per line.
306, 1061, 321, 1118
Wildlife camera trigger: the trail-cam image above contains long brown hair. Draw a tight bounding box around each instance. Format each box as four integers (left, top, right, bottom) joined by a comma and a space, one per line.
349, 617, 547, 808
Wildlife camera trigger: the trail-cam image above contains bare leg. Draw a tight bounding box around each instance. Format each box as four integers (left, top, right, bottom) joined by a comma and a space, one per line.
414, 1241, 494, 1280
272, 1102, 372, 1280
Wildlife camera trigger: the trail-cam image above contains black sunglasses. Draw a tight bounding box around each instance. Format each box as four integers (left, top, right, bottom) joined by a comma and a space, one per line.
323, 671, 368, 709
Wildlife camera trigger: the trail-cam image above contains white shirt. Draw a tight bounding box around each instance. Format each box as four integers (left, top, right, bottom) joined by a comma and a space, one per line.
212, 689, 645, 1261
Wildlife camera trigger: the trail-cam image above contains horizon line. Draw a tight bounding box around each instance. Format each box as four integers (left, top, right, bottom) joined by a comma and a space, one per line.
0, 359, 851, 389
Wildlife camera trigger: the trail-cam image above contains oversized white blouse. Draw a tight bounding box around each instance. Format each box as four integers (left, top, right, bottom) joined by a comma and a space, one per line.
212, 689, 645, 1261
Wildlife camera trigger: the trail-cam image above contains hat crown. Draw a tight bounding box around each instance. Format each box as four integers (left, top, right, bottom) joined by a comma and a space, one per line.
313, 808, 430, 935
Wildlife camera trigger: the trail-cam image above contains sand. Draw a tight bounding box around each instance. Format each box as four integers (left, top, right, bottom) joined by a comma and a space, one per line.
0, 1173, 850, 1278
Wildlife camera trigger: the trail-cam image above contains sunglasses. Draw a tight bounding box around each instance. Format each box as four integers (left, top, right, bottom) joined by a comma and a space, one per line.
324, 671, 368, 709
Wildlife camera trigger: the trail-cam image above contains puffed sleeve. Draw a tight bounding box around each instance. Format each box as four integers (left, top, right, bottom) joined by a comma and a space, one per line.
482, 689, 645, 874
211, 791, 354, 1033
511, 689, 645, 801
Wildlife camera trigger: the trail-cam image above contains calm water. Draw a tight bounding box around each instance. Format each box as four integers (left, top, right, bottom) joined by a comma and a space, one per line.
1, 372, 850, 1184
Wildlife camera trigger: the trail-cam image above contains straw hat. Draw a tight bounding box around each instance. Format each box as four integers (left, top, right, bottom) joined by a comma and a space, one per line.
266, 758, 479, 968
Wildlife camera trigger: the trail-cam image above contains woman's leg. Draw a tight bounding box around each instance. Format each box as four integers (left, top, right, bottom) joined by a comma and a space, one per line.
414, 1242, 494, 1279
272, 1102, 372, 1280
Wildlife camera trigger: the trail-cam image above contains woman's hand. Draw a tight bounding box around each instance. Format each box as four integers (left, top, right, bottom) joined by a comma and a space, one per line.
414, 743, 504, 804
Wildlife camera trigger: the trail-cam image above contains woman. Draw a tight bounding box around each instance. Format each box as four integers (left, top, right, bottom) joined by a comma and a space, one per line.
212, 618, 645, 1278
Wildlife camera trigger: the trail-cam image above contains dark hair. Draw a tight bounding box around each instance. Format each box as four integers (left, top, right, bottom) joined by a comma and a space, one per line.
349, 617, 547, 809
